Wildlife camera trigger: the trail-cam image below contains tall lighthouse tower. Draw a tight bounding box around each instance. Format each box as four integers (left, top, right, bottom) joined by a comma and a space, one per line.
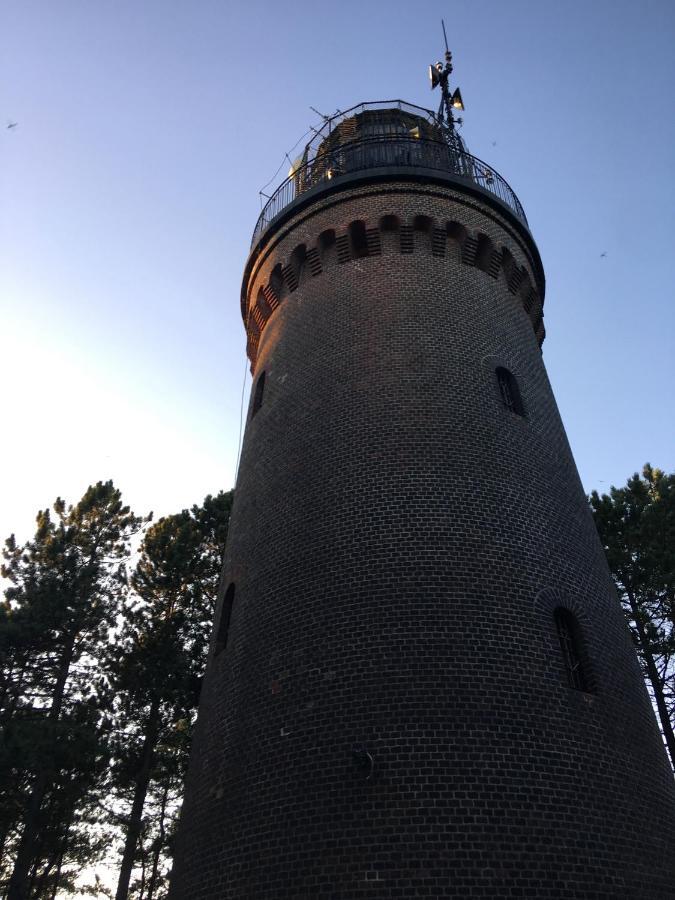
170, 44, 675, 899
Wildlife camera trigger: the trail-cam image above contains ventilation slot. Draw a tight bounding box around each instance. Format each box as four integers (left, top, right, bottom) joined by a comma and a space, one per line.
461, 235, 478, 265
282, 264, 298, 292
251, 306, 265, 330
508, 268, 526, 294
523, 290, 536, 315
336, 234, 351, 263
366, 228, 382, 256
306, 247, 322, 277
487, 249, 502, 278
432, 227, 446, 257
262, 284, 279, 311
399, 225, 414, 254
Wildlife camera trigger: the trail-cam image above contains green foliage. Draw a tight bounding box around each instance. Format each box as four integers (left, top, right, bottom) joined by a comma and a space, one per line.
1, 483, 233, 897
108, 491, 232, 900
590, 464, 675, 768
1, 481, 146, 898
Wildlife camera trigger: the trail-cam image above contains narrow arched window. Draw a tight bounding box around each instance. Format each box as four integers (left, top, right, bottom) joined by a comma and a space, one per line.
553, 608, 589, 691
214, 583, 235, 656
475, 233, 495, 274
252, 371, 265, 417
495, 367, 525, 417
348, 221, 369, 259
380, 214, 399, 233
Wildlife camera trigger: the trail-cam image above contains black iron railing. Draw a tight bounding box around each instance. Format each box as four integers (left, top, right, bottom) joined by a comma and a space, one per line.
251, 135, 527, 246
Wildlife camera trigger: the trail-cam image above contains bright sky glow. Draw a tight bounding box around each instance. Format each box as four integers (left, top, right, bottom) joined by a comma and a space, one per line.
1, 0, 674, 547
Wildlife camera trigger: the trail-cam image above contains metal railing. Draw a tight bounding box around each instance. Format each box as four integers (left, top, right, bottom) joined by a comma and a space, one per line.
251, 135, 527, 246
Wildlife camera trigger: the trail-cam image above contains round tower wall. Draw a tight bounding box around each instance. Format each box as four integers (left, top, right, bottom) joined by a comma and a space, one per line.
170, 182, 675, 900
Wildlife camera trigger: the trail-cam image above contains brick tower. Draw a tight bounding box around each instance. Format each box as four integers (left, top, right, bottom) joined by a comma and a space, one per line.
170, 48, 675, 899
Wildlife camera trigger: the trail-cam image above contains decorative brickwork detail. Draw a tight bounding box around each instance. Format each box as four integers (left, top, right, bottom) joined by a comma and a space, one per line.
243, 213, 548, 366
461, 234, 478, 266
261, 283, 279, 311
306, 247, 322, 277
336, 234, 351, 263
431, 225, 446, 257
365, 227, 382, 256
487, 247, 502, 278
250, 305, 264, 330
282, 263, 298, 292
507, 265, 527, 294
255, 288, 271, 317
244, 314, 260, 368
399, 223, 414, 254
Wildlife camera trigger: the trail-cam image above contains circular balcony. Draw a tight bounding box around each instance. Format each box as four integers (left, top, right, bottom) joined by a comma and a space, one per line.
251, 101, 528, 248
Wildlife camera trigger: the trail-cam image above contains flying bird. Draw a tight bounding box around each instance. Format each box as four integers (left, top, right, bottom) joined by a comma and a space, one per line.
7, 122, 18, 130
600, 251, 607, 258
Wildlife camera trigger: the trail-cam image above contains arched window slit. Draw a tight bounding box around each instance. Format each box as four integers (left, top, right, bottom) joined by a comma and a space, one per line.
252, 371, 266, 417
214, 583, 235, 656
348, 221, 369, 259
553, 608, 591, 692
495, 367, 525, 417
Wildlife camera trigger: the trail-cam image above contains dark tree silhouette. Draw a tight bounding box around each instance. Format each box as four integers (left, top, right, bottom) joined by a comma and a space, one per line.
591, 464, 675, 768
1, 482, 145, 899
109, 492, 232, 900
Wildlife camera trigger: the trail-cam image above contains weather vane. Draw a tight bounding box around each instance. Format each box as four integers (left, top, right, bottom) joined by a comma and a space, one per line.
428, 20, 465, 136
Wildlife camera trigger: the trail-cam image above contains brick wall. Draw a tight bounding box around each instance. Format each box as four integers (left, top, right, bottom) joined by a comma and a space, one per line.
169, 178, 675, 899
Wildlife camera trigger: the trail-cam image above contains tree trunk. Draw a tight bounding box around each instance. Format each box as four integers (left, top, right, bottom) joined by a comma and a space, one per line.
32, 847, 57, 899
50, 848, 64, 900
138, 837, 147, 900
0, 819, 12, 870
7, 640, 74, 900
626, 587, 675, 768
114, 699, 161, 900
146, 779, 170, 900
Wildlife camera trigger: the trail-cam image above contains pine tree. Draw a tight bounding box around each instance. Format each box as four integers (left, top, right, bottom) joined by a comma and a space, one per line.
590, 464, 675, 768
110, 491, 232, 900
1, 482, 145, 899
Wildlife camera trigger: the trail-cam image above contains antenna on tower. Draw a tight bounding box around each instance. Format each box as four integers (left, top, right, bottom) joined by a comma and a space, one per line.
428, 19, 465, 152
309, 105, 330, 122
441, 18, 450, 53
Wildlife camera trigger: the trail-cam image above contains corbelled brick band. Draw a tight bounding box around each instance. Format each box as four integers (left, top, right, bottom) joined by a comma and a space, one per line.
169, 167, 675, 898
242, 182, 545, 370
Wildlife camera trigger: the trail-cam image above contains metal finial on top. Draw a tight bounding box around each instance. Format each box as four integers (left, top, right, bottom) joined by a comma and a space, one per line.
428, 20, 465, 146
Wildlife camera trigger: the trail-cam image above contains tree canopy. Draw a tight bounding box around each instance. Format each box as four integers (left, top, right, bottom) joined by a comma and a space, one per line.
1, 484, 232, 899
590, 464, 675, 768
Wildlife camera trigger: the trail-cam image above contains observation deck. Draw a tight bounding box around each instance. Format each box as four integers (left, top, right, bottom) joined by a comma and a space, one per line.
250, 101, 528, 249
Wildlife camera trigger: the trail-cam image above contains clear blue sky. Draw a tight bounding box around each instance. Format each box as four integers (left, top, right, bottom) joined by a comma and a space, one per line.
1, 0, 674, 545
